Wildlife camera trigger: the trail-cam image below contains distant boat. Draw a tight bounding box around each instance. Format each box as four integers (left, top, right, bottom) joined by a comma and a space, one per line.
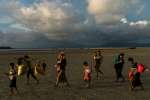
0, 46, 12, 49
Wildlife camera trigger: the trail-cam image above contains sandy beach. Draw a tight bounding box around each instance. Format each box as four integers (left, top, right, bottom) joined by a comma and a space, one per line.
0, 48, 150, 100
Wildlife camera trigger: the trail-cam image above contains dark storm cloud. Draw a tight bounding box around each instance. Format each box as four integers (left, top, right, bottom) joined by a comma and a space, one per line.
0, 0, 150, 48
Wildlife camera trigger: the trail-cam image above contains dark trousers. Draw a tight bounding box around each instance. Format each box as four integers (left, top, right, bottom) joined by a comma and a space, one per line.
114, 63, 124, 81
27, 68, 38, 81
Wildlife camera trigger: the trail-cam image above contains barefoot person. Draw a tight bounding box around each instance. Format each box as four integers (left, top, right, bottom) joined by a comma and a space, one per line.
114, 53, 125, 82
6, 63, 19, 95
24, 55, 39, 84
83, 61, 91, 88
55, 51, 70, 87
93, 50, 103, 79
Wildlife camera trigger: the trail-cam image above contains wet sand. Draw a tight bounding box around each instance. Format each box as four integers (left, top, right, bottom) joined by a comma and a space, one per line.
0, 48, 150, 100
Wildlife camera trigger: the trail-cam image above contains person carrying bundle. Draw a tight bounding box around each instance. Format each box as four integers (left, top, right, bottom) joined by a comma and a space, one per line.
5, 63, 19, 95
93, 50, 103, 79
16, 57, 26, 76
34, 60, 45, 75
24, 55, 39, 84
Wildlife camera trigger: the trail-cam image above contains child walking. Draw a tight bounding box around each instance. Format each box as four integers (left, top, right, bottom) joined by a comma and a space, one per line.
6, 63, 18, 95
83, 61, 91, 88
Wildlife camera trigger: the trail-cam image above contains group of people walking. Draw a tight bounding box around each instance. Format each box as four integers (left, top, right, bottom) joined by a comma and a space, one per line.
5, 50, 149, 95
6, 55, 47, 95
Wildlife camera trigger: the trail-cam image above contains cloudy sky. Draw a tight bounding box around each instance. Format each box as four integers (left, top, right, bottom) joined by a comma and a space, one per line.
0, 0, 150, 48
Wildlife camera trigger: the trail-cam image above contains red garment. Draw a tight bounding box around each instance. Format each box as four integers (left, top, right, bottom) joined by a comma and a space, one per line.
129, 71, 134, 81
137, 64, 145, 74
83, 68, 91, 81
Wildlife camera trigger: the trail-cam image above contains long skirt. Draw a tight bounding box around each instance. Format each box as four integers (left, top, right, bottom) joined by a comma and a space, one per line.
59, 70, 68, 83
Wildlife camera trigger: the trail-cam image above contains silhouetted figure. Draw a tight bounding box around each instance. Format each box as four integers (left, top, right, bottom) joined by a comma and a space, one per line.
42, 60, 47, 73
93, 50, 103, 79
55, 52, 70, 87
24, 55, 39, 84
114, 53, 125, 82
6, 63, 19, 95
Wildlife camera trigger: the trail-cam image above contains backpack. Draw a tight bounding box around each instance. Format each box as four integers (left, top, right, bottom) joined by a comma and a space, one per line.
137, 64, 145, 74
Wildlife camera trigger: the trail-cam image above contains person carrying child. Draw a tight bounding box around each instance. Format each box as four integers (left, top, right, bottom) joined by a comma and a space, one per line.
55, 51, 70, 87
83, 61, 91, 88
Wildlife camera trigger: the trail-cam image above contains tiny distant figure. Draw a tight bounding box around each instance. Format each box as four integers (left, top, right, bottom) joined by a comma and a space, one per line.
42, 60, 47, 73
83, 61, 91, 88
6, 63, 19, 95
114, 53, 125, 82
55, 51, 70, 87
93, 50, 103, 79
24, 55, 39, 84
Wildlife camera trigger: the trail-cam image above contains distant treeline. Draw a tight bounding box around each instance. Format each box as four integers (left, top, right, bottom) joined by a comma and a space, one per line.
0, 47, 12, 49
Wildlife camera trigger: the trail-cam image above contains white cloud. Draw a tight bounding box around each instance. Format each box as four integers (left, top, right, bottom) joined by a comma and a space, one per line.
121, 17, 150, 28
129, 20, 150, 27
8, 0, 89, 40
9, 23, 32, 32
87, 0, 142, 25
120, 18, 128, 24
